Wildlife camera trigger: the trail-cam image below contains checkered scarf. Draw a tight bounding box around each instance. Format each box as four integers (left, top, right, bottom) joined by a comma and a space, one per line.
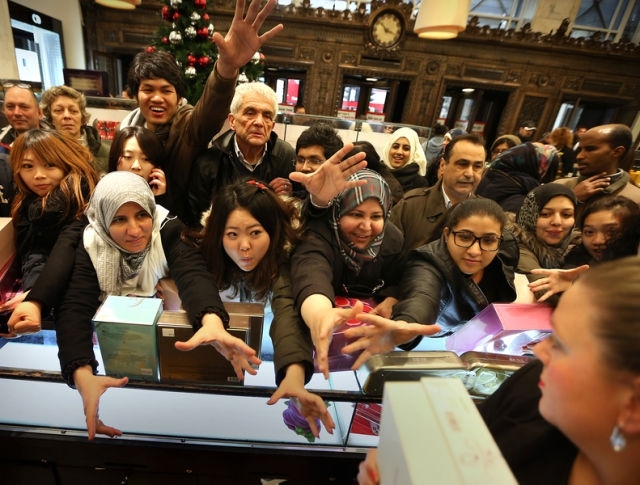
330, 169, 391, 274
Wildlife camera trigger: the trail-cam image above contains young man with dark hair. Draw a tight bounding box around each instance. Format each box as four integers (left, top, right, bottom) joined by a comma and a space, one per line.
292, 123, 344, 198
119, 0, 283, 220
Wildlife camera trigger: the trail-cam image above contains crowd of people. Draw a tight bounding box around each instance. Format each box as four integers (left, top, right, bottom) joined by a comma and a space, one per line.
1, 1, 640, 481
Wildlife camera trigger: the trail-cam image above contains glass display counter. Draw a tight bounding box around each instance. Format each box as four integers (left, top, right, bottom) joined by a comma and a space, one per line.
0, 322, 382, 483
0, 317, 531, 483
0, 327, 380, 452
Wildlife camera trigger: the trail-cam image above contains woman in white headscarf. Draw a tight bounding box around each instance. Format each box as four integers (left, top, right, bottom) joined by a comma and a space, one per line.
54, 171, 259, 440
381, 126, 429, 193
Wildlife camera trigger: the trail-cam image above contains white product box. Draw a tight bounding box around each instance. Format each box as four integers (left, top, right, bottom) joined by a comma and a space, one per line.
378, 377, 517, 484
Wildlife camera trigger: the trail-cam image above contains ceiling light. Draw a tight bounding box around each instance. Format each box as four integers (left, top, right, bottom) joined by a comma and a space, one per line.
414, 0, 470, 40
462, 88, 475, 93
95, 0, 141, 10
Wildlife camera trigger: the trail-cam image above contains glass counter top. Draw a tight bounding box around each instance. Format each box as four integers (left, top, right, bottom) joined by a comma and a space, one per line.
0, 328, 381, 452
0, 312, 526, 453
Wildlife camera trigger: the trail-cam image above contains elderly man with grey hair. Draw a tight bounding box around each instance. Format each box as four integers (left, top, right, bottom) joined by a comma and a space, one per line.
186, 82, 296, 227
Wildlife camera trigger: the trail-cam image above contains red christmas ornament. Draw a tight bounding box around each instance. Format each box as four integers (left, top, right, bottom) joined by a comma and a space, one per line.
194, 0, 207, 9
162, 36, 169, 44
197, 26, 209, 38
145, 46, 156, 53
187, 54, 197, 66
161, 6, 172, 20
202, 13, 209, 21
173, 12, 181, 21
198, 55, 210, 67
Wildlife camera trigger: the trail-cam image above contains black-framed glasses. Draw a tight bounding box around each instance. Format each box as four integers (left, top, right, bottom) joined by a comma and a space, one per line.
450, 230, 502, 252
294, 156, 325, 168
2, 81, 33, 91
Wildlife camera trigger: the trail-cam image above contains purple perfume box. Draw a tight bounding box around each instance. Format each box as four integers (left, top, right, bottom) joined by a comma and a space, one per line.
314, 296, 374, 372
446, 303, 553, 355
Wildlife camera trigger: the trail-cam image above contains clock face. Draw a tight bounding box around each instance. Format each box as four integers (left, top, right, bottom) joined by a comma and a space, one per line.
371, 11, 404, 49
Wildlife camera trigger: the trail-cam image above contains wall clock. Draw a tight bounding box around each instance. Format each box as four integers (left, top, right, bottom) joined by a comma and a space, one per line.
369, 9, 405, 50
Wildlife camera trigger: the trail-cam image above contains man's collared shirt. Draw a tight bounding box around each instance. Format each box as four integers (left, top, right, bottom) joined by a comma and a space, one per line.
442, 184, 453, 209
233, 135, 267, 172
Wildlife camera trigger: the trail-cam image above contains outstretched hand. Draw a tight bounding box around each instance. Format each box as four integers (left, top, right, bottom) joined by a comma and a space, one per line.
214, 0, 283, 78
289, 143, 367, 206
528, 265, 589, 302
267, 364, 335, 438
73, 365, 128, 440
308, 299, 364, 380
174, 313, 261, 380
343, 313, 441, 370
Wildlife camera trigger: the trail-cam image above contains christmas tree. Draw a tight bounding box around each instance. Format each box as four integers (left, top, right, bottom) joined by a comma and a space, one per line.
150, 0, 265, 104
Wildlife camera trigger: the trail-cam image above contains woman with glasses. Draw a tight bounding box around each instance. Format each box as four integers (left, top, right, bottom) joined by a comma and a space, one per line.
108, 126, 168, 207
340, 198, 518, 367
291, 169, 413, 379
358, 256, 640, 485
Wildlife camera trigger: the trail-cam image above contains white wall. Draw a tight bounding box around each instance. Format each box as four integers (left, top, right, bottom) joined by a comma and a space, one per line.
0, 0, 86, 83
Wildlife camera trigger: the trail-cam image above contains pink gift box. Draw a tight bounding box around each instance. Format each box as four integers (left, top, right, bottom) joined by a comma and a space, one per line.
445, 303, 553, 355
314, 296, 374, 372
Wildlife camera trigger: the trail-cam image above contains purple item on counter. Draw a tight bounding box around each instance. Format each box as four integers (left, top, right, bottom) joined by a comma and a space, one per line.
282, 399, 321, 443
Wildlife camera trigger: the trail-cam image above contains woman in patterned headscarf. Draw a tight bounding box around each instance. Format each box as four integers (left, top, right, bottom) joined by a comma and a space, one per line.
476, 142, 560, 215
512, 183, 577, 302
291, 169, 407, 376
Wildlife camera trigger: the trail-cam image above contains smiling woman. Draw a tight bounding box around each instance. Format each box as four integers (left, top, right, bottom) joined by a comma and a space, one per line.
44, 171, 247, 439
512, 183, 577, 302
381, 126, 428, 193
386, 197, 517, 343
291, 169, 408, 376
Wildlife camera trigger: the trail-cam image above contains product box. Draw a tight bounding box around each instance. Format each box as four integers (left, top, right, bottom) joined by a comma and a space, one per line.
446, 303, 553, 355
93, 295, 164, 382
315, 296, 374, 372
156, 301, 264, 385
378, 377, 518, 484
